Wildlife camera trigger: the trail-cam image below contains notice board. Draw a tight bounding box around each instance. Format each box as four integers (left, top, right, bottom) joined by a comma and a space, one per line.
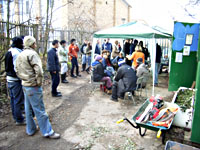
168, 22, 199, 91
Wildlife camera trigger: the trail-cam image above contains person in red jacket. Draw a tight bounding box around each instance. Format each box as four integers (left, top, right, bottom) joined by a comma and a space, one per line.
68, 39, 81, 78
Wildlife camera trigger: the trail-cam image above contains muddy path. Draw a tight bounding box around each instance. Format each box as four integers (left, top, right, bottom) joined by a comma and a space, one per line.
0, 74, 94, 150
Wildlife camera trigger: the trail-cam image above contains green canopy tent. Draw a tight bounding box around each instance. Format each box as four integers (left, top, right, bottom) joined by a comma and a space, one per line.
92, 21, 172, 96
93, 21, 172, 39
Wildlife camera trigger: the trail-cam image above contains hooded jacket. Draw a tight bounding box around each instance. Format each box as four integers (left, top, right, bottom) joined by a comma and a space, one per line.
15, 47, 43, 87
136, 64, 149, 78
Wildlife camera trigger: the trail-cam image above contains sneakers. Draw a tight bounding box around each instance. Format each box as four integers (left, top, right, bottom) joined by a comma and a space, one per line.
16, 120, 26, 126
77, 74, 81, 77
110, 97, 118, 102
52, 93, 62, 97
48, 132, 60, 139
71, 75, 77, 78
62, 79, 69, 83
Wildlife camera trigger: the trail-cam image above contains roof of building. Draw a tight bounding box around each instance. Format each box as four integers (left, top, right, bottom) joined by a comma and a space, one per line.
121, 0, 132, 7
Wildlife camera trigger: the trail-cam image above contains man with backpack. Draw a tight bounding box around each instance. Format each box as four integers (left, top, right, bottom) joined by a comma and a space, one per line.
5, 36, 25, 125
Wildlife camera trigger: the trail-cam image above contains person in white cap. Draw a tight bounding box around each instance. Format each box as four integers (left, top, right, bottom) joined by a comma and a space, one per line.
15, 36, 60, 139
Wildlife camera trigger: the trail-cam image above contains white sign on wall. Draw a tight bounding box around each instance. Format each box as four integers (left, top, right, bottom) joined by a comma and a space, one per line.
183, 46, 190, 56
175, 52, 183, 63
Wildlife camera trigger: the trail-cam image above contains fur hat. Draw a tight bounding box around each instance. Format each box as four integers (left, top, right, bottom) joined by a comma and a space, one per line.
24, 36, 36, 47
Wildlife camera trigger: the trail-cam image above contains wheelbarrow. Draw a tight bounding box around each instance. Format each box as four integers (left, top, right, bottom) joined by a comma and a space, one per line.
117, 99, 178, 144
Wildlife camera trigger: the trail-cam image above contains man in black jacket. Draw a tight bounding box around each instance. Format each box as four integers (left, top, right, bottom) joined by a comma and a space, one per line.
5, 36, 25, 125
130, 39, 138, 54
154, 43, 162, 86
123, 39, 130, 56
110, 59, 137, 102
139, 41, 149, 61
47, 40, 62, 97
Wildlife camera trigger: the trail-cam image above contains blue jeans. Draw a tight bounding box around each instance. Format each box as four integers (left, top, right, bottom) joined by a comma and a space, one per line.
87, 56, 91, 67
82, 54, 87, 65
23, 86, 54, 136
154, 63, 161, 84
50, 72, 60, 95
71, 57, 79, 76
7, 81, 24, 123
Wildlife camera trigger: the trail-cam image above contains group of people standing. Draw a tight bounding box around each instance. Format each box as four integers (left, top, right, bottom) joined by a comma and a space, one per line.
80, 40, 92, 74
5, 36, 60, 139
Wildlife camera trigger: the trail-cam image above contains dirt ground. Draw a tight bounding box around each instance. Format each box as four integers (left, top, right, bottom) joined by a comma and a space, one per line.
0, 72, 176, 150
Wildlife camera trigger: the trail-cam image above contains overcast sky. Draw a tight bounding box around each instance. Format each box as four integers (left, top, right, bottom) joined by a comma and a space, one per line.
126, 0, 200, 32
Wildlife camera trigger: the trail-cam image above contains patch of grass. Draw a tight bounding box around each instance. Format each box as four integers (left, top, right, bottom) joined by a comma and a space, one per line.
108, 137, 136, 150
122, 138, 136, 150
91, 126, 110, 138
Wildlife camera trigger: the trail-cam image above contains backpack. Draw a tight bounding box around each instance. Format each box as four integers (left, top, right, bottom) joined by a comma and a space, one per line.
5, 51, 17, 77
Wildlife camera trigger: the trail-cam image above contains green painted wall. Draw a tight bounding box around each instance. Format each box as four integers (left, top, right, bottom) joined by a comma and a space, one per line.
191, 28, 200, 144
169, 51, 197, 91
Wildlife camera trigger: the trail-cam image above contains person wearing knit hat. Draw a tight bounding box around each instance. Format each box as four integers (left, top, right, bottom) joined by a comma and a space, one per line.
23, 36, 36, 48
16, 36, 60, 139
92, 55, 112, 94
136, 57, 143, 66
118, 59, 126, 67
5, 36, 25, 125
95, 55, 102, 61
110, 58, 137, 102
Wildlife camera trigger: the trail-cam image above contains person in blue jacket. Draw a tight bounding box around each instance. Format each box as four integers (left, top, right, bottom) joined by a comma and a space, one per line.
95, 40, 101, 55
102, 38, 112, 53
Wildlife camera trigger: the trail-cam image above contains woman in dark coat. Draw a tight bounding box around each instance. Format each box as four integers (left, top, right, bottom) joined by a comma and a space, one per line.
92, 55, 112, 94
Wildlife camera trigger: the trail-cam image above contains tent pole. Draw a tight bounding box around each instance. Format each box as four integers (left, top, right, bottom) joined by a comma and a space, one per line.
92, 38, 98, 63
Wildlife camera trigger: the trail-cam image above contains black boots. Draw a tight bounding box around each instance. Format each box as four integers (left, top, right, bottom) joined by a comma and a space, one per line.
61, 74, 69, 83
81, 64, 86, 72
86, 67, 90, 74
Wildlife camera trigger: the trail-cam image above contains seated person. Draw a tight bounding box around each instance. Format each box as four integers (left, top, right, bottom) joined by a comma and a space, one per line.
110, 59, 137, 102
136, 58, 149, 88
92, 55, 112, 94
111, 52, 124, 70
102, 50, 115, 78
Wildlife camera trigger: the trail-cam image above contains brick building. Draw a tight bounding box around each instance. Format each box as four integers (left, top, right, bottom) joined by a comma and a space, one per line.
58, 0, 131, 32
